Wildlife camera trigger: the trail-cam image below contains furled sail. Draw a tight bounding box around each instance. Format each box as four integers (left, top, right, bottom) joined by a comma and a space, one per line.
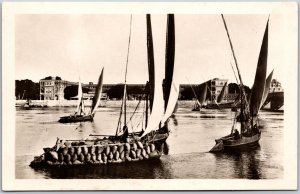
75, 79, 83, 114
163, 14, 175, 111
91, 67, 104, 115
161, 81, 180, 124
146, 14, 155, 112
249, 20, 269, 117
260, 70, 274, 109
198, 83, 208, 105
217, 82, 227, 103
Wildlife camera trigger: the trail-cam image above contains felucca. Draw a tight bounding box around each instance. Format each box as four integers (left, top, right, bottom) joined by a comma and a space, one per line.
205, 81, 234, 109
210, 15, 270, 152
192, 83, 207, 111
30, 14, 179, 167
58, 68, 104, 123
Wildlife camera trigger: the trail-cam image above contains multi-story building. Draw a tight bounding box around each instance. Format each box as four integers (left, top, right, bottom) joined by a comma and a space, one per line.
262, 79, 284, 110
208, 78, 228, 101
269, 79, 284, 93
39, 76, 70, 100
81, 82, 113, 100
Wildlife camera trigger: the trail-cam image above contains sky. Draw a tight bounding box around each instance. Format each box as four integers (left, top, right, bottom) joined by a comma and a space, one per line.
15, 14, 285, 87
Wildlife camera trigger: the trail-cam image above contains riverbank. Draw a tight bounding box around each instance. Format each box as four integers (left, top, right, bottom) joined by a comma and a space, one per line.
15, 99, 107, 107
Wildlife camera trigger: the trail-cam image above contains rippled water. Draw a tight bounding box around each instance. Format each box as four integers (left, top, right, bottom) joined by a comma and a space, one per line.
15, 101, 284, 179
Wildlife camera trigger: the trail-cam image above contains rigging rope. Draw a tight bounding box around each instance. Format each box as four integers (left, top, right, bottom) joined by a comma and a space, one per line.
126, 98, 142, 126
115, 14, 132, 136
221, 14, 249, 114
200, 75, 220, 108
185, 76, 200, 103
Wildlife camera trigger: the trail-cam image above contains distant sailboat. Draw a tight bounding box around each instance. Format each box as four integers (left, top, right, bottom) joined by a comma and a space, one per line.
192, 83, 207, 111
30, 14, 179, 168
206, 82, 234, 109
210, 15, 269, 152
58, 68, 104, 123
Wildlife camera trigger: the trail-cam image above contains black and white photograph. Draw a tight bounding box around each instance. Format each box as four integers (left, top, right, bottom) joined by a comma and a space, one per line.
2, 2, 297, 190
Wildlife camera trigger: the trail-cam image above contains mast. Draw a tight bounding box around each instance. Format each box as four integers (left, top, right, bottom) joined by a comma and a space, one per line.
221, 14, 252, 132
141, 14, 177, 138
145, 14, 155, 128
145, 91, 148, 128
123, 15, 133, 126
221, 14, 247, 133
221, 14, 250, 113
146, 14, 155, 112
221, 14, 245, 89
230, 62, 239, 84
164, 14, 175, 111
75, 78, 83, 115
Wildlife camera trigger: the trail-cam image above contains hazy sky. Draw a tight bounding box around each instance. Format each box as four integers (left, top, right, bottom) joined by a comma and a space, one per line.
15, 14, 285, 87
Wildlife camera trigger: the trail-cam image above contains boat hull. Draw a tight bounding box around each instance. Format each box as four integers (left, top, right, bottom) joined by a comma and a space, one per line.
223, 133, 260, 151
29, 131, 169, 168
206, 102, 234, 109
58, 115, 93, 123
192, 107, 200, 111
210, 133, 260, 152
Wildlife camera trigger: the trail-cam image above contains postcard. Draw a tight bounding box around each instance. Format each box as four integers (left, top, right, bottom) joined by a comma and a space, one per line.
2, 2, 297, 190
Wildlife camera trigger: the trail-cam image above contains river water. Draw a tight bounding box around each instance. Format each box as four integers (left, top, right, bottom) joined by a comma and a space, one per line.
15, 101, 284, 179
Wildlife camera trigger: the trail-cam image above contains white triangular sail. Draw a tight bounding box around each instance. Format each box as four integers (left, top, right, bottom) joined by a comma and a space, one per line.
140, 72, 164, 138
161, 81, 179, 124
260, 70, 273, 109
75, 78, 83, 114
91, 67, 104, 115
249, 20, 268, 117
141, 14, 176, 138
217, 82, 227, 103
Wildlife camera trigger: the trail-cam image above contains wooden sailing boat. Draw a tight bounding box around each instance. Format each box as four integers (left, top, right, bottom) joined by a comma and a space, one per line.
30, 14, 179, 168
192, 83, 207, 111
58, 68, 104, 123
206, 82, 233, 109
210, 15, 269, 152
205, 81, 235, 109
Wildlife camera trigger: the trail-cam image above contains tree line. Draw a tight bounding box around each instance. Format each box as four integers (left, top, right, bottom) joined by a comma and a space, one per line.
15, 79, 250, 101
15, 80, 40, 100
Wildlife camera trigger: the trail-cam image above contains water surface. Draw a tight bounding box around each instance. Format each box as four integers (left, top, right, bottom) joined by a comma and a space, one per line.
15, 101, 284, 179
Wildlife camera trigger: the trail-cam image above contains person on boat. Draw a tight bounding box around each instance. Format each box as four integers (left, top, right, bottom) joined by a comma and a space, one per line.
252, 124, 259, 134
54, 138, 65, 151
139, 129, 144, 137
120, 125, 129, 142
193, 102, 200, 111
232, 129, 240, 140
159, 121, 169, 134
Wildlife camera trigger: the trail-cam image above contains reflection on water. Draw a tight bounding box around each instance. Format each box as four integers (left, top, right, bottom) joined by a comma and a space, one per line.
16, 101, 284, 179
33, 159, 172, 179
212, 146, 262, 179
